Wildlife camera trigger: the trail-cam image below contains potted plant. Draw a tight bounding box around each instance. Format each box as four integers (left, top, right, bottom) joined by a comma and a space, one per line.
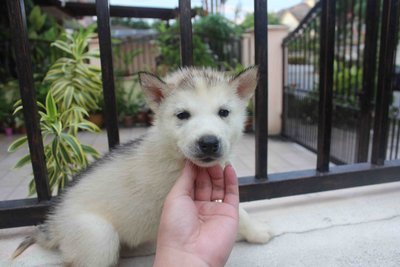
3, 114, 14, 136
14, 112, 26, 134
88, 102, 104, 128
7, 26, 103, 195
0, 90, 15, 136
122, 89, 140, 127
44, 25, 103, 130
133, 91, 147, 125
9, 92, 100, 195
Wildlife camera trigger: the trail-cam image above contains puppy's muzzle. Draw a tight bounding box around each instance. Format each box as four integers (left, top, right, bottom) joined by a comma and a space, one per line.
197, 135, 221, 162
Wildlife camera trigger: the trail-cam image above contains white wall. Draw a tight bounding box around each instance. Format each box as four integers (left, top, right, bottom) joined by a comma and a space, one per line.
241, 25, 289, 135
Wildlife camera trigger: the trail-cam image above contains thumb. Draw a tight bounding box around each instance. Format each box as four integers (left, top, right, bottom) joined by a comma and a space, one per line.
168, 160, 197, 198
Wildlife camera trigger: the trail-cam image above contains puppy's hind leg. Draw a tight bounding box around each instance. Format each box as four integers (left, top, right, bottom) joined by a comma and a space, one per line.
59, 213, 119, 267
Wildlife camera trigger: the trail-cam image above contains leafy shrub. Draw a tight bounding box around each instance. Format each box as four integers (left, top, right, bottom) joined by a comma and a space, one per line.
154, 21, 216, 71
9, 93, 100, 195
44, 26, 102, 131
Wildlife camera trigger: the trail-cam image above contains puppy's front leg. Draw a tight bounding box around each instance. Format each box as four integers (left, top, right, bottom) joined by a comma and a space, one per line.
237, 206, 272, 244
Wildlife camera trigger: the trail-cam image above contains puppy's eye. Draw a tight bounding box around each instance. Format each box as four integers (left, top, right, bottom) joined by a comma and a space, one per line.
176, 111, 191, 120
218, 109, 230, 118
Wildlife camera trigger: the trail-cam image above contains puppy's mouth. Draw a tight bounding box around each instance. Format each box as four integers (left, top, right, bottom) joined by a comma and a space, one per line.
190, 154, 223, 167
201, 157, 215, 163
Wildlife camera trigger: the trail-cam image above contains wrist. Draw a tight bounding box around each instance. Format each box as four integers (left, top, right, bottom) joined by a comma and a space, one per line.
153, 246, 210, 267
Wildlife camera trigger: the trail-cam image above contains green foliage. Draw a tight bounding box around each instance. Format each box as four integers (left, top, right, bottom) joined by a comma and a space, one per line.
44, 25, 102, 119
114, 76, 146, 117
194, 14, 239, 40
112, 41, 146, 117
8, 26, 103, 196
240, 12, 281, 30
113, 42, 142, 76
26, 4, 64, 80
194, 14, 241, 65
0, 80, 20, 127
28, 6, 47, 37
333, 61, 363, 103
9, 92, 100, 195
154, 21, 216, 71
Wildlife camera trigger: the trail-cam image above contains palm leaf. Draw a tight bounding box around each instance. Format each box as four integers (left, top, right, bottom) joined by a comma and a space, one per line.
8, 136, 28, 152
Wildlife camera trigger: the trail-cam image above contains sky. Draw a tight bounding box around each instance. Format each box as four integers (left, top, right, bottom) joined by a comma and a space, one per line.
110, 0, 303, 22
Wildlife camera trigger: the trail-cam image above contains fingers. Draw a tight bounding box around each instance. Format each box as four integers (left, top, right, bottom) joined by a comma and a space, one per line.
195, 168, 212, 201
170, 161, 239, 206
222, 164, 239, 207
207, 165, 225, 201
194, 164, 238, 206
168, 160, 196, 198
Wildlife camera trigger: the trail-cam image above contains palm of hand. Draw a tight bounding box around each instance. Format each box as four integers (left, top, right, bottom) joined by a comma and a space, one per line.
156, 163, 239, 267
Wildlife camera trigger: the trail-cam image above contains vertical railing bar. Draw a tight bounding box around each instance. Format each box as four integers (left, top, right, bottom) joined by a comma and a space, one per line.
395, 118, 400, 158
95, 0, 120, 150
179, 0, 193, 67
356, 0, 380, 162
6, 0, 50, 201
305, 31, 309, 144
341, 0, 348, 100
334, 1, 340, 97
390, 116, 396, 159
348, 0, 355, 99
355, 0, 363, 95
307, 26, 311, 91
316, 0, 336, 172
254, 0, 268, 179
302, 33, 306, 142
313, 17, 318, 149
290, 54, 293, 139
371, 0, 400, 165
281, 43, 287, 136
293, 41, 299, 138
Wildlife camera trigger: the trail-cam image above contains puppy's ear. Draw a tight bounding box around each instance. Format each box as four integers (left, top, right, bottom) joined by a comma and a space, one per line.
138, 72, 169, 110
230, 66, 258, 101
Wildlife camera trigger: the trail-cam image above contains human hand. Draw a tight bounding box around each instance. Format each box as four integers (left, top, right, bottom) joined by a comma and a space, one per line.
153, 160, 239, 267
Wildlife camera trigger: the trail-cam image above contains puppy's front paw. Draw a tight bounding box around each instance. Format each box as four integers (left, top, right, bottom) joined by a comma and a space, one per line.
241, 222, 272, 244
238, 207, 272, 244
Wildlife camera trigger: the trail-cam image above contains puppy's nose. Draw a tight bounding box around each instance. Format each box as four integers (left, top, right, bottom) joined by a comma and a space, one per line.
198, 135, 220, 155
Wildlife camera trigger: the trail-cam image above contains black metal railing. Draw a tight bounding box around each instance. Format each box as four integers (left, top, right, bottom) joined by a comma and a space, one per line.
283, 0, 368, 164
1, 0, 400, 228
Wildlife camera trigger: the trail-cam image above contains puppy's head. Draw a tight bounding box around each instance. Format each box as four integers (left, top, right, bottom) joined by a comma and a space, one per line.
139, 67, 258, 167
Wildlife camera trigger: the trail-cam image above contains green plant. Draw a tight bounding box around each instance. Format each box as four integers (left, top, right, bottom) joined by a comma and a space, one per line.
122, 80, 145, 116
113, 42, 142, 76
26, 4, 64, 82
154, 21, 216, 71
44, 25, 102, 119
8, 92, 100, 195
0, 80, 20, 129
333, 61, 363, 104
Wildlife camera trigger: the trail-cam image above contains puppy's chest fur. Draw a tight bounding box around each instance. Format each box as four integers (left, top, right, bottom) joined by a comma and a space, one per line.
49, 133, 185, 247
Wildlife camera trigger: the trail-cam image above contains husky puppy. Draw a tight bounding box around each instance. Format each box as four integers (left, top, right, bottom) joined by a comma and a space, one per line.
12, 67, 271, 266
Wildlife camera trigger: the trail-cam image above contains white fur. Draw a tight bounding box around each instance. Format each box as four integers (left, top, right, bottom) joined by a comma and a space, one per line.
19, 67, 271, 266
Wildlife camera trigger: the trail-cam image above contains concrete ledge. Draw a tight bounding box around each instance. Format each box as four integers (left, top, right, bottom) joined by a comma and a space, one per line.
1, 181, 399, 266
